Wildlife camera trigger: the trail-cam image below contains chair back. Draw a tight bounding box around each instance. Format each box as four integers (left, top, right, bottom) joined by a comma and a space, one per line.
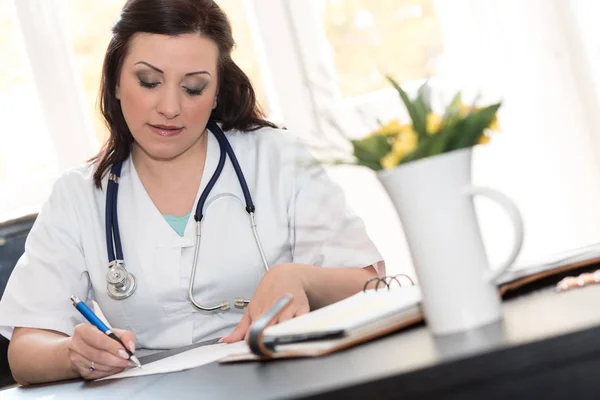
0, 214, 37, 387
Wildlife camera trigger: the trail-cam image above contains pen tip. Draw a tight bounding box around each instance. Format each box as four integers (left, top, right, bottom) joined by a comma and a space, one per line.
131, 355, 142, 368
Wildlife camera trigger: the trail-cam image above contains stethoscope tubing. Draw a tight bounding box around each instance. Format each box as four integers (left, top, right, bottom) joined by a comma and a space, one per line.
105, 119, 270, 311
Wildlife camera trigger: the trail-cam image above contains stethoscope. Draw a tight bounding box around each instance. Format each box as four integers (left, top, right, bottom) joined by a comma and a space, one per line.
105, 119, 270, 312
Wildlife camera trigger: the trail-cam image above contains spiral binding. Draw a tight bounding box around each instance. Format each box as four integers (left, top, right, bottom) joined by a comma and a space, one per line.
362, 274, 415, 292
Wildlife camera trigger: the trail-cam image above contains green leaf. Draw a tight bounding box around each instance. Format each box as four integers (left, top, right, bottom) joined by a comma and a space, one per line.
425, 127, 456, 156
448, 103, 501, 150
351, 135, 391, 164
417, 81, 432, 107
415, 80, 432, 117
443, 92, 462, 123
385, 76, 428, 140
386, 75, 412, 112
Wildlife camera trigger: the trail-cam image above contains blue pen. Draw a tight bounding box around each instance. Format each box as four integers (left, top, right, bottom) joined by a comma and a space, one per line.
70, 295, 141, 368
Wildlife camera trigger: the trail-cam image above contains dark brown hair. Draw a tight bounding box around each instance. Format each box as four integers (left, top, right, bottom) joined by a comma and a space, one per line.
91, 0, 276, 188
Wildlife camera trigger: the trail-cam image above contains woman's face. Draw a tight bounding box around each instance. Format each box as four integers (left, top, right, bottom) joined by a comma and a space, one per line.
116, 33, 219, 161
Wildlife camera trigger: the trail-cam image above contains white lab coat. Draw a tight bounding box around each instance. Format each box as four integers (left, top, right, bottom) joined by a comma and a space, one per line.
0, 127, 384, 349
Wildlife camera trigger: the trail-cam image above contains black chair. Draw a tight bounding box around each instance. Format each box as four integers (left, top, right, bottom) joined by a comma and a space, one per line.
0, 214, 37, 387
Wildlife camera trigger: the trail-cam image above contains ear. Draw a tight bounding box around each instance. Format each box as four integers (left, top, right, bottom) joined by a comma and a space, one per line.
213, 94, 218, 110
116, 84, 121, 100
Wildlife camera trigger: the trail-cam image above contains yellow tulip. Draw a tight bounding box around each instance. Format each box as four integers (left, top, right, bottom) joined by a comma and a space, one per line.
379, 128, 418, 169
392, 129, 418, 158
370, 119, 418, 137
426, 113, 443, 135
393, 129, 417, 153
478, 134, 490, 145
380, 151, 402, 169
371, 119, 401, 136
488, 115, 499, 131
398, 123, 416, 135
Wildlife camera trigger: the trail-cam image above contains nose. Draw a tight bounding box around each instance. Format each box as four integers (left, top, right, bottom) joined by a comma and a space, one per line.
156, 85, 182, 119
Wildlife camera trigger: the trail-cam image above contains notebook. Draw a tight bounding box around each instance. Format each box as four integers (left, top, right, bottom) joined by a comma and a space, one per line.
221, 285, 423, 362
221, 243, 600, 363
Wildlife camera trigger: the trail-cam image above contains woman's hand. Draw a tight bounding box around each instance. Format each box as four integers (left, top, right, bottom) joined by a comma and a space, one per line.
221, 263, 310, 343
67, 324, 137, 380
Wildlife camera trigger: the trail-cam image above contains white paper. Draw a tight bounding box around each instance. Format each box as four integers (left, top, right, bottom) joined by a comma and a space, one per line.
264, 285, 422, 337
98, 341, 249, 381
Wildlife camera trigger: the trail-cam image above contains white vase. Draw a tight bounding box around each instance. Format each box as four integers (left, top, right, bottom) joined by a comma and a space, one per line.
377, 148, 524, 335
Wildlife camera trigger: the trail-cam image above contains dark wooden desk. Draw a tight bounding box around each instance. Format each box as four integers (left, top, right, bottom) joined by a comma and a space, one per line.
3, 284, 600, 399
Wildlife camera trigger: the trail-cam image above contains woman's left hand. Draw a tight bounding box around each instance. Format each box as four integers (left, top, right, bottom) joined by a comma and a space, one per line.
221, 263, 310, 343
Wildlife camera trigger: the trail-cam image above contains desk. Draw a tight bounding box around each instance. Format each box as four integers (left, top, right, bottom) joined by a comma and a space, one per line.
3, 284, 600, 399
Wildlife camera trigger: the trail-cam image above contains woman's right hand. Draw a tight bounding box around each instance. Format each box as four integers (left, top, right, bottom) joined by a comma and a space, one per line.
67, 324, 137, 380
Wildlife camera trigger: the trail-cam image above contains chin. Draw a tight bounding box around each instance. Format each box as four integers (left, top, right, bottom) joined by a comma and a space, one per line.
140, 143, 187, 161
150, 150, 186, 161
133, 133, 202, 161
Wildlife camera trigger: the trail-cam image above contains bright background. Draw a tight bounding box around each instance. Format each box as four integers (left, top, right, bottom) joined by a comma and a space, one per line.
1, 0, 600, 278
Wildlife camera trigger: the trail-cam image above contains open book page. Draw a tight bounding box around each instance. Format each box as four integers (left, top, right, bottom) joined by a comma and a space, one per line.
264, 285, 422, 338
97, 341, 248, 381
500, 242, 600, 284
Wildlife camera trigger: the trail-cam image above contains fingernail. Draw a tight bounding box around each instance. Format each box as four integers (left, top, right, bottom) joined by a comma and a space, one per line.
118, 349, 129, 359
217, 337, 224, 343
128, 341, 136, 353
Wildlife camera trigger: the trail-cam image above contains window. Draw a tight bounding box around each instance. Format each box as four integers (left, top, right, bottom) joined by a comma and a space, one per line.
248, 0, 446, 141
216, 0, 271, 115
63, 0, 271, 143
63, 0, 125, 144
320, 0, 444, 98
0, 0, 58, 221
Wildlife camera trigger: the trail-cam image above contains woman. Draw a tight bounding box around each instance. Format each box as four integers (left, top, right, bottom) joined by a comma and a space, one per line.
0, 0, 384, 385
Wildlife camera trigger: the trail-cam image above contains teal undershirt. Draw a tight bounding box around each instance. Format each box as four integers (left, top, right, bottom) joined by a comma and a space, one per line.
163, 212, 191, 237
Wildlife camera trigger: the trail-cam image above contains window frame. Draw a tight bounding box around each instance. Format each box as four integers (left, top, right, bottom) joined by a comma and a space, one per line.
244, 0, 443, 144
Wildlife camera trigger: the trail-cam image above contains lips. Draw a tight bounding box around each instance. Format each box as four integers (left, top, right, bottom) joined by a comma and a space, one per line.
148, 124, 183, 137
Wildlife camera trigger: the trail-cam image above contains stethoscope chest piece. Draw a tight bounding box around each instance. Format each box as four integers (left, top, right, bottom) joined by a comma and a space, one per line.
106, 262, 137, 300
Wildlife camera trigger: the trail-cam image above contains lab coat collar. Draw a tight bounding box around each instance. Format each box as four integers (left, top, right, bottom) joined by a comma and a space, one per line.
123, 129, 221, 249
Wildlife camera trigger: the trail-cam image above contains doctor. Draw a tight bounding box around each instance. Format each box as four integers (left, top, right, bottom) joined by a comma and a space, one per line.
0, 0, 384, 385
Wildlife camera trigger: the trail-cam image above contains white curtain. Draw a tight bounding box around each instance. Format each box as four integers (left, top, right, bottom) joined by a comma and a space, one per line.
13, 0, 97, 169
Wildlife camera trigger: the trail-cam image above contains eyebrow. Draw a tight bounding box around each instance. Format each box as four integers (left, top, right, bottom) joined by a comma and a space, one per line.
134, 61, 211, 77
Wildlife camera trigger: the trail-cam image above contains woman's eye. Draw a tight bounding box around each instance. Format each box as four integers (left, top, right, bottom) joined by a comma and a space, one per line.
185, 87, 203, 96
138, 80, 159, 89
